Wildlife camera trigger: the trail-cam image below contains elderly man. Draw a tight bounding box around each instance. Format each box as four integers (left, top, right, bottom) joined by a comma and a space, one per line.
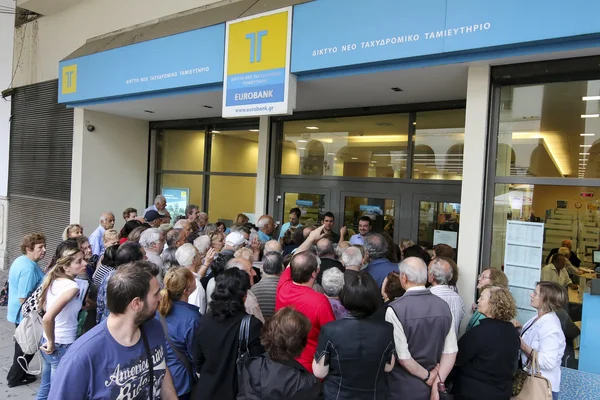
256, 215, 276, 242
139, 228, 165, 275
144, 210, 163, 228
316, 238, 344, 284
144, 194, 167, 215
176, 243, 212, 314
225, 258, 264, 322
173, 219, 193, 244
251, 252, 283, 319
363, 233, 400, 288
264, 240, 282, 254
386, 257, 457, 400
428, 257, 465, 336
89, 212, 115, 256
197, 212, 209, 233
545, 239, 581, 267
341, 246, 363, 281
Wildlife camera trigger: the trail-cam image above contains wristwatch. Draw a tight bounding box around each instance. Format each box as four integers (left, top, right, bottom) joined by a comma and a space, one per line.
422, 369, 430, 383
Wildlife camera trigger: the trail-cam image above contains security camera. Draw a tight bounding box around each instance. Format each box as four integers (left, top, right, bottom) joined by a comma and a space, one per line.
86, 124, 96, 132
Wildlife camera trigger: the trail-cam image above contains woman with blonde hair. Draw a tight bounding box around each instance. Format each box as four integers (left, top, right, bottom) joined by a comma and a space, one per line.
208, 231, 225, 253
37, 248, 88, 400
157, 268, 201, 400
451, 286, 520, 399
466, 267, 508, 331
62, 224, 83, 240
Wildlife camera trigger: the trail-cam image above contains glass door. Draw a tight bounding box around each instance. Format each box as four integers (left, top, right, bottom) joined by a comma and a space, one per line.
341, 191, 401, 241
412, 194, 461, 251
275, 187, 331, 238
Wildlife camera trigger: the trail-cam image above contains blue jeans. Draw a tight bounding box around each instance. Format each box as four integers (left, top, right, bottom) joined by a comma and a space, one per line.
35, 340, 71, 400
552, 392, 559, 400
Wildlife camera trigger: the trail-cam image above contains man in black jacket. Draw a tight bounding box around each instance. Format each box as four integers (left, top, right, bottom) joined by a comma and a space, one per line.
545, 239, 581, 267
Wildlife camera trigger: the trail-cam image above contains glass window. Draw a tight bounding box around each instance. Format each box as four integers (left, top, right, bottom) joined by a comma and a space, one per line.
159, 174, 203, 218
413, 109, 465, 180
281, 114, 409, 178
417, 201, 460, 249
496, 80, 600, 178
208, 176, 256, 225
210, 129, 259, 173
283, 193, 326, 225
158, 130, 204, 171
343, 196, 395, 237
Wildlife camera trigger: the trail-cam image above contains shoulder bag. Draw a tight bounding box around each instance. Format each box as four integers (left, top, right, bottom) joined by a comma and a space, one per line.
13, 286, 44, 375
511, 349, 552, 400
235, 315, 252, 396
159, 314, 197, 384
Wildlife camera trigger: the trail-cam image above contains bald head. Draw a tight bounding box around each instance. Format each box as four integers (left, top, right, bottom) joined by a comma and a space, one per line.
225, 257, 256, 285
264, 240, 282, 254
316, 238, 335, 258
100, 212, 115, 230
399, 257, 428, 285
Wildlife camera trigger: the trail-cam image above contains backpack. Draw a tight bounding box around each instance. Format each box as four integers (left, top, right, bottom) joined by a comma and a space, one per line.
13, 286, 44, 375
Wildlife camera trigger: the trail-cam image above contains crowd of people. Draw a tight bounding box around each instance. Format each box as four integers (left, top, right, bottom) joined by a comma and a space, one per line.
4, 198, 574, 400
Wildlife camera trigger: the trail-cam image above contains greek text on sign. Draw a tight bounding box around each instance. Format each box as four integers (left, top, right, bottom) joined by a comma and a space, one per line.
222, 7, 296, 118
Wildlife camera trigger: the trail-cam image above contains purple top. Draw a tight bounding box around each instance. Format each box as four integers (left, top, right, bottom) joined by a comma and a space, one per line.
328, 298, 349, 320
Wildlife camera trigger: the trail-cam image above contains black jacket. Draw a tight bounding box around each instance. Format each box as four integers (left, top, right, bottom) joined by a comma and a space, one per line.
238, 354, 321, 400
545, 248, 581, 267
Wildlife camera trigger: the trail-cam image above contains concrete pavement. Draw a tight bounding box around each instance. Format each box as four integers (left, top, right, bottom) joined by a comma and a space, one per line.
0, 269, 39, 398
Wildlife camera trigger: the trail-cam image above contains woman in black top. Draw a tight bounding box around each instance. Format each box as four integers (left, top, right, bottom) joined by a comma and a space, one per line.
313, 271, 395, 400
192, 268, 264, 400
451, 285, 520, 400
239, 307, 321, 400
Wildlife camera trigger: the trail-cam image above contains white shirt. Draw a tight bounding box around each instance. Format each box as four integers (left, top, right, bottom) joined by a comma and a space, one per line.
188, 272, 207, 314
430, 284, 465, 336
349, 234, 365, 245
385, 286, 458, 360
43, 278, 81, 344
521, 312, 565, 392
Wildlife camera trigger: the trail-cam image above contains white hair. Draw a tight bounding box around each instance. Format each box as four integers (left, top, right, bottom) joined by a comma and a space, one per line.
198, 212, 208, 219
173, 220, 190, 230
341, 246, 363, 268
264, 240, 282, 253
139, 228, 163, 249
399, 257, 428, 285
175, 243, 198, 267
99, 212, 114, 223
193, 235, 211, 254
256, 215, 272, 229
321, 268, 345, 297
429, 258, 453, 285
154, 195, 166, 204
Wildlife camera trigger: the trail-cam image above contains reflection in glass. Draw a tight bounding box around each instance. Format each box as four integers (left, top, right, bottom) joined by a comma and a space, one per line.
343, 197, 395, 238
159, 174, 203, 217
208, 176, 256, 226
210, 129, 259, 173
283, 193, 326, 226
413, 109, 466, 180
159, 130, 205, 171
496, 80, 600, 178
417, 201, 461, 249
282, 114, 409, 178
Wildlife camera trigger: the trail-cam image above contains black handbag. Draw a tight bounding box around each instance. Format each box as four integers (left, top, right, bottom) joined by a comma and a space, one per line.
236, 315, 252, 380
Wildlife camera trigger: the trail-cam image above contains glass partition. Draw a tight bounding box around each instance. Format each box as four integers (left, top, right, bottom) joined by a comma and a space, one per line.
159, 130, 204, 171
210, 129, 259, 173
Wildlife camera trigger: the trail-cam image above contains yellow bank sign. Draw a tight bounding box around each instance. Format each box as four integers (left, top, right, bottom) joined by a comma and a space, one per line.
222, 7, 296, 118
61, 64, 78, 94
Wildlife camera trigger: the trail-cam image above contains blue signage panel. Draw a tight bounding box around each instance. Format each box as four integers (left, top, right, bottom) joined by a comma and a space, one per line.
291, 0, 600, 73
58, 24, 225, 104
162, 187, 190, 220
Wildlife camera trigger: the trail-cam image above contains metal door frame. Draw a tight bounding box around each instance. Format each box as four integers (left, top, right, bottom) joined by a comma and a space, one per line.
411, 192, 462, 248
274, 186, 332, 228
339, 190, 402, 242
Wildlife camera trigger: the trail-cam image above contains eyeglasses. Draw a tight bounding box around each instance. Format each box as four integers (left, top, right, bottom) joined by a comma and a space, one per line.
478, 274, 491, 280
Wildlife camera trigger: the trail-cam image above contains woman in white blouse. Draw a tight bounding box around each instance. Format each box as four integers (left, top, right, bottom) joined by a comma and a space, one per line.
520, 281, 566, 400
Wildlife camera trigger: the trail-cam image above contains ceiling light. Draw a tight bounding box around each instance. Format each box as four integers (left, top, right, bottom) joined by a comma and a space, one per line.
580, 144, 592, 147
579, 158, 587, 162
371, 161, 377, 163
376, 122, 393, 127
351, 157, 358, 160
581, 133, 596, 136
297, 139, 308, 143
583, 96, 600, 101
581, 114, 600, 118
212, 130, 221, 133
414, 169, 419, 172
580, 152, 590, 155
298, 147, 306, 150
327, 152, 335, 155
305, 126, 319, 130
249, 129, 259, 132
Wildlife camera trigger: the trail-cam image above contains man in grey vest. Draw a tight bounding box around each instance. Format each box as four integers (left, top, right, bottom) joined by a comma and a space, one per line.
385, 257, 458, 400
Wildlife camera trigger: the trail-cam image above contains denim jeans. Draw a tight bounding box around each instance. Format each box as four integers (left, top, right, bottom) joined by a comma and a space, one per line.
35, 340, 71, 400
552, 392, 559, 400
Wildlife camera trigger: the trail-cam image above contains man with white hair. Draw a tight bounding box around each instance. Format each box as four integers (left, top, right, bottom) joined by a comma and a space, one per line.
264, 240, 282, 254
385, 257, 457, 400
144, 194, 167, 215
429, 257, 465, 336
256, 215, 275, 242
341, 246, 364, 281
225, 258, 264, 322
176, 243, 213, 314
139, 228, 165, 275
89, 212, 115, 256
197, 212, 209, 234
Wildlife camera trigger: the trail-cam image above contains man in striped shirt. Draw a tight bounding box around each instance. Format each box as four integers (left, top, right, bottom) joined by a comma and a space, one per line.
428, 257, 465, 336
251, 251, 283, 319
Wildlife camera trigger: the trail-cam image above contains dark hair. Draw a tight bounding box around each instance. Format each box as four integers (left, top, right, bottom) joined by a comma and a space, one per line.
46, 239, 80, 271
323, 212, 335, 221
215, 221, 225, 229
290, 251, 318, 284
552, 253, 567, 268
211, 253, 234, 276
339, 271, 381, 318
281, 228, 295, 247
283, 253, 293, 268
107, 261, 159, 314
382, 233, 400, 263
292, 226, 307, 246
20, 233, 46, 254
116, 242, 145, 266
358, 216, 372, 227
122, 207, 137, 220
263, 252, 284, 275
102, 244, 120, 267
289, 208, 301, 219
75, 235, 89, 248
433, 244, 456, 262
210, 268, 250, 321
185, 204, 199, 217
364, 233, 388, 260
128, 226, 149, 243
174, 215, 186, 223
166, 229, 182, 247
442, 257, 459, 286
384, 271, 405, 301
120, 220, 143, 239
403, 244, 431, 265
186, 230, 202, 244
261, 307, 311, 362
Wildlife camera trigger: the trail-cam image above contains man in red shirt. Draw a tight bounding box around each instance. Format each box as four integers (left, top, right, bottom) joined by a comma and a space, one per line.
276, 250, 335, 372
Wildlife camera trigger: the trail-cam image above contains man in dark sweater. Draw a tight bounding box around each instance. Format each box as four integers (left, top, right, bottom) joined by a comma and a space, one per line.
545, 239, 581, 267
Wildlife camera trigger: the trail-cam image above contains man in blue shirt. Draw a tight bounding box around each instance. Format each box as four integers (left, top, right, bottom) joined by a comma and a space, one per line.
278, 207, 302, 240
49, 261, 178, 399
88, 211, 115, 256
6, 233, 46, 388
349, 216, 373, 245
257, 215, 276, 243
363, 233, 399, 288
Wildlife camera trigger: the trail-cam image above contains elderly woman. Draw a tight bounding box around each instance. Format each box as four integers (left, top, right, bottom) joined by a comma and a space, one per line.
520, 282, 566, 400
239, 307, 321, 399
322, 267, 349, 320
466, 267, 508, 331
208, 231, 225, 253
451, 286, 520, 400
381, 271, 404, 304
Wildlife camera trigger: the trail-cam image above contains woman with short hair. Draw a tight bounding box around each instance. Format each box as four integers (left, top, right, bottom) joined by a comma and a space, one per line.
520, 282, 566, 400
321, 267, 349, 320
239, 307, 321, 399
451, 286, 520, 400
313, 271, 395, 400
466, 267, 509, 331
